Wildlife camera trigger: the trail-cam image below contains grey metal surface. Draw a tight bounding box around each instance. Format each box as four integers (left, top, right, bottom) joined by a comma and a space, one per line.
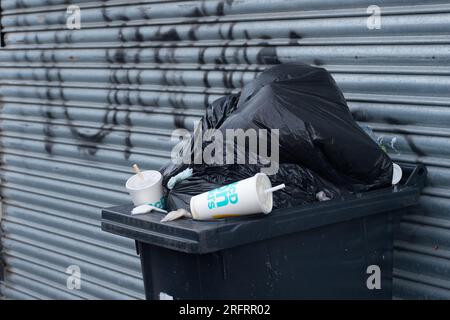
0, 0, 449, 299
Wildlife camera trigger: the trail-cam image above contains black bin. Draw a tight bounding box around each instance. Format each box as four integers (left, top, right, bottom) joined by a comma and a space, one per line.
102, 163, 425, 300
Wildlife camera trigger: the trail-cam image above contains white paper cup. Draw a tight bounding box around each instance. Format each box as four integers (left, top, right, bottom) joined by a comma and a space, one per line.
125, 170, 165, 208
190, 173, 273, 220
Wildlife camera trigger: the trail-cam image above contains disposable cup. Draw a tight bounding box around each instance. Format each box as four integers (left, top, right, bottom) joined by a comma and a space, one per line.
190, 173, 281, 220
125, 170, 165, 208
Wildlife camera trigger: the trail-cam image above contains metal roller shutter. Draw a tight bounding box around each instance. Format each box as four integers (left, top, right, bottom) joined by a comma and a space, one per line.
1, 0, 450, 299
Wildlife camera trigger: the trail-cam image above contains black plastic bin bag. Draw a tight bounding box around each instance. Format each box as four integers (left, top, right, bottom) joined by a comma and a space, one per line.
161, 63, 393, 211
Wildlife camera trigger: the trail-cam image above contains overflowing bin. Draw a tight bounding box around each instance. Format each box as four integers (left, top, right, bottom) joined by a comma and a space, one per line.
102, 163, 425, 300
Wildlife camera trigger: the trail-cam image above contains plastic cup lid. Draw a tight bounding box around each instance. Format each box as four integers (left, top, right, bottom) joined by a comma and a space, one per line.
392, 163, 402, 185
255, 173, 273, 214
126, 170, 162, 190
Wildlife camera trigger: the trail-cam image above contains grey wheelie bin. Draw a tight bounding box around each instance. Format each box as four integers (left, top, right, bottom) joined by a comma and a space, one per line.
101, 163, 426, 299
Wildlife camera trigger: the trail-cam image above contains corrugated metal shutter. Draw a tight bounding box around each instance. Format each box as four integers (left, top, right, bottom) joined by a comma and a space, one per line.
1, 0, 450, 300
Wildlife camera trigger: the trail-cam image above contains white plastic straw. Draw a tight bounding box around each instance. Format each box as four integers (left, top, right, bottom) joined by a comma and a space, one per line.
265, 184, 286, 194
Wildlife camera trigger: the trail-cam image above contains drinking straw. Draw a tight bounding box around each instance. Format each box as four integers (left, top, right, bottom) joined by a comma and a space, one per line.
265, 184, 286, 194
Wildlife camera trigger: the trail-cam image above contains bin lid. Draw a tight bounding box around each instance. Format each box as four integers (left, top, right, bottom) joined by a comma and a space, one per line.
101, 164, 425, 254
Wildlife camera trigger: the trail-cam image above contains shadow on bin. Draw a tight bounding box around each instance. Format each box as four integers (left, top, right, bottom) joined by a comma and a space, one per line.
101, 163, 426, 300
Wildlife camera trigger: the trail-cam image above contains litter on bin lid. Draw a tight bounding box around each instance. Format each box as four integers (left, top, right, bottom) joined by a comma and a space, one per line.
190, 174, 285, 221
160, 208, 192, 222
316, 191, 331, 202
132, 204, 167, 215
160, 175, 285, 222
126, 163, 165, 208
